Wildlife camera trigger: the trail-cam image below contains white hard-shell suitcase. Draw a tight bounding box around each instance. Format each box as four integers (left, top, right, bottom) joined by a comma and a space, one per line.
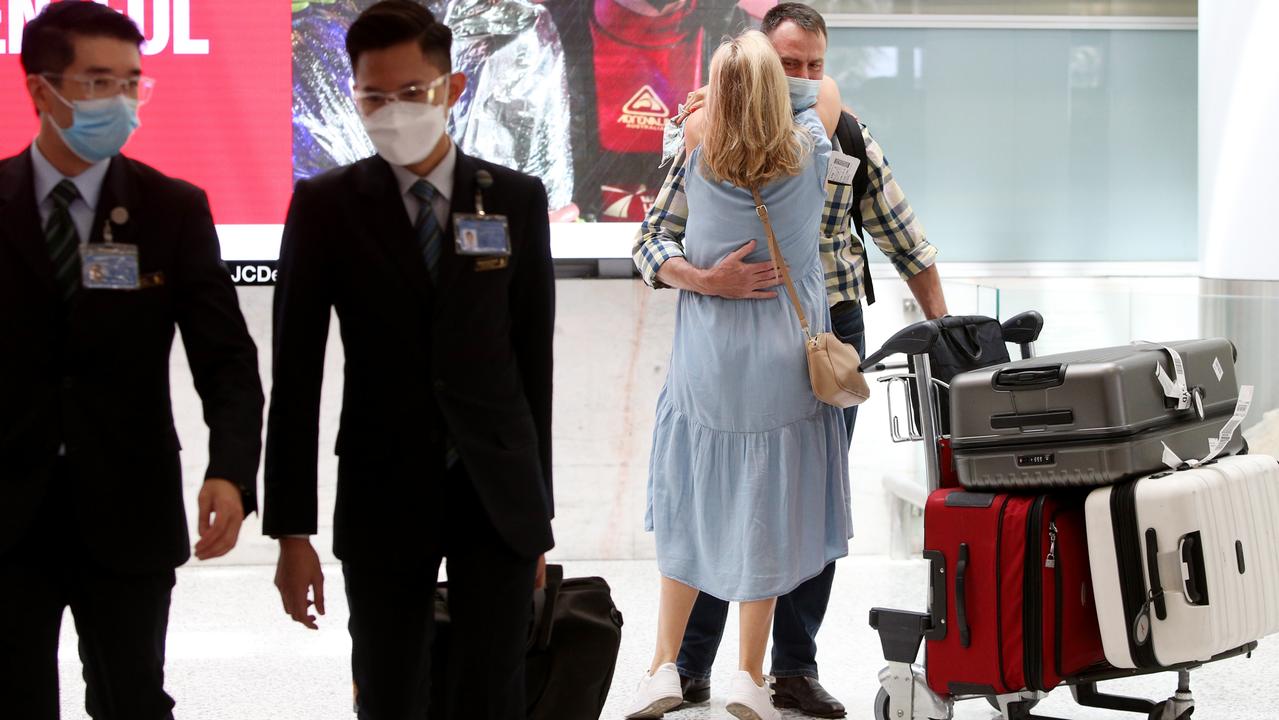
1085, 454, 1279, 669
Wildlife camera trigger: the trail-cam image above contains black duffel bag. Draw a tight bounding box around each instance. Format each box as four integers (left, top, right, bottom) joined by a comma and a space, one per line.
429, 565, 623, 720
909, 315, 1010, 434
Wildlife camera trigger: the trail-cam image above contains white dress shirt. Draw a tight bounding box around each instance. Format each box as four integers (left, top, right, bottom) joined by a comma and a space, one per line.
389, 139, 456, 230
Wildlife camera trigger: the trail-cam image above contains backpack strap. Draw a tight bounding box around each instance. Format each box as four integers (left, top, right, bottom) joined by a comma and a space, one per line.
834, 110, 875, 305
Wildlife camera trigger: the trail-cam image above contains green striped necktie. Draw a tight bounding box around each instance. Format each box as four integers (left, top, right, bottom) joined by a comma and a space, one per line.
44, 179, 82, 302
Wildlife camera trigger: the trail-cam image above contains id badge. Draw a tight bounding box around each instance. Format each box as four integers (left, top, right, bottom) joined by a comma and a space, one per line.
453, 214, 511, 257
826, 150, 860, 186
80, 243, 140, 290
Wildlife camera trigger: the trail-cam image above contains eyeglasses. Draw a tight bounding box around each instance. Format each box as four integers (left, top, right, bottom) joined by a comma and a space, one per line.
40, 73, 156, 104
352, 74, 449, 115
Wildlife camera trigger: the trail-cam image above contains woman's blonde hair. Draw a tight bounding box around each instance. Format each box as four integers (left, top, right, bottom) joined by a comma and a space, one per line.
699, 30, 812, 189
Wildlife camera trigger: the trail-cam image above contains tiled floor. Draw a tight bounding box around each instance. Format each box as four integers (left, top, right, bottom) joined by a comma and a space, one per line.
52, 558, 1279, 720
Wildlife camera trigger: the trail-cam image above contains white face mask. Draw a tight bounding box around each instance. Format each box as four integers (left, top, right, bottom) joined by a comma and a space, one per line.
786, 76, 822, 112
360, 100, 447, 166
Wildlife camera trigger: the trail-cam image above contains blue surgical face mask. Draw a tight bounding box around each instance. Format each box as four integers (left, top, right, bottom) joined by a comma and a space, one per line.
787, 75, 822, 112
42, 79, 141, 163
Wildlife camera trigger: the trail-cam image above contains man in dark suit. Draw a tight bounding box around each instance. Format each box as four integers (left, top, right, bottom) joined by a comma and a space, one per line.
0, 4, 264, 719
264, 3, 555, 719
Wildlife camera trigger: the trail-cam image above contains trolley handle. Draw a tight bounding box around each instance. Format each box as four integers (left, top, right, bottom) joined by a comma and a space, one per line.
1000, 310, 1044, 360
858, 320, 940, 372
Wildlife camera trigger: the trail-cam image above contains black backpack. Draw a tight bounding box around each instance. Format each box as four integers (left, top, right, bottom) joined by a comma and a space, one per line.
834, 111, 877, 305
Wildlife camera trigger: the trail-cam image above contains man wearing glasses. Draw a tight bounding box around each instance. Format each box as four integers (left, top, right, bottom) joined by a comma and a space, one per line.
265, 2, 555, 719
0, 4, 263, 719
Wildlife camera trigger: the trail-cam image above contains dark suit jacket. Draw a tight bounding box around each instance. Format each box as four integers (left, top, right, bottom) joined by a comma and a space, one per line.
263, 148, 555, 560
0, 148, 264, 573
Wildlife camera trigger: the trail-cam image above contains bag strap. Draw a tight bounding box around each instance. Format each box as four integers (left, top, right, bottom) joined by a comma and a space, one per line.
751, 187, 811, 339
835, 111, 876, 306
527, 564, 564, 653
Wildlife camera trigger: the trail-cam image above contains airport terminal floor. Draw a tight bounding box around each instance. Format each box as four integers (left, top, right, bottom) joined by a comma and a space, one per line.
54, 560, 1279, 719
46, 277, 1279, 719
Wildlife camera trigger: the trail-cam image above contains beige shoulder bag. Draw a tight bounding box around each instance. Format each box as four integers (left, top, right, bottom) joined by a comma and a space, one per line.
752, 188, 871, 409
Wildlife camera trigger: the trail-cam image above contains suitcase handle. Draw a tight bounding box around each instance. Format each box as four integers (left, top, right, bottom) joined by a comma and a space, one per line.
1180, 533, 1211, 606
956, 543, 971, 648
1144, 529, 1169, 621
992, 365, 1065, 391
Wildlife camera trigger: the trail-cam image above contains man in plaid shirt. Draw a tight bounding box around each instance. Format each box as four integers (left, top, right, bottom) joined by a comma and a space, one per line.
631, 4, 948, 718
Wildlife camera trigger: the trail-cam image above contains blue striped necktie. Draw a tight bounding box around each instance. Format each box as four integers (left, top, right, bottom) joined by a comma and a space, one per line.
44, 179, 82, 302
410, 180, 444, 281
410, 179, 457, 466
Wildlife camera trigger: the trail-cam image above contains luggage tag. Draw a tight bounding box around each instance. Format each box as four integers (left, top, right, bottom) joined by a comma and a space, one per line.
81, 209, 140, 290
1160, 384, 1255, 470
454, 171, 510, 271
659, 104, 690, 168
827, 150, 860, 186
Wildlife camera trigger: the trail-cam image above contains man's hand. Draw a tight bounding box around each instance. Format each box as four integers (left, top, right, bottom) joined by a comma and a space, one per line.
275, 538, 325, 630
702, 240, 780, 299
655, 241, 780, 299
194, 479, 244, 560
535, 554, 547, 590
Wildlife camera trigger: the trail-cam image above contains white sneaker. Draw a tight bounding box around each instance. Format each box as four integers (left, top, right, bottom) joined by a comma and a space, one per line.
725, 671, 780, 720
624, 662, 684, 719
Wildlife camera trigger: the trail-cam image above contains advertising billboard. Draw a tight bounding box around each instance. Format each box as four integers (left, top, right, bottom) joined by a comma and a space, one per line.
1, 0, 775, 278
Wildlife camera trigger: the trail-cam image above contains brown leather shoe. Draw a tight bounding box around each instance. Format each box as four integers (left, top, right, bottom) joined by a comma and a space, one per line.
770, 676, 847, 718
679, 674, 710, 704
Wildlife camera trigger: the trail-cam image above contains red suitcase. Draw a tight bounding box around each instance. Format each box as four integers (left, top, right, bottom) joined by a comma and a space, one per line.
937, 436, 960, 489
923, 489, 1105, 696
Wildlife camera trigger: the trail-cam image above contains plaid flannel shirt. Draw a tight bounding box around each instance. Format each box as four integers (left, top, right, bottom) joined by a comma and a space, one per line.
633, 121, 937, 306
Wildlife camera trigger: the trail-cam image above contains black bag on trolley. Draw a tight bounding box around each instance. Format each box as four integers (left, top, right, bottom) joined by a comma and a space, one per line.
428, 565, 624, 720
908, 315, 1011, 436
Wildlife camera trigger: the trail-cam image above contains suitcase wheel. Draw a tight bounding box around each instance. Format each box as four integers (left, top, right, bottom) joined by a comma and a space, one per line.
875, 687, 949, 720
985, 696, 1041, 714
1148, 700, 1194, 720
874, 688, 891, 720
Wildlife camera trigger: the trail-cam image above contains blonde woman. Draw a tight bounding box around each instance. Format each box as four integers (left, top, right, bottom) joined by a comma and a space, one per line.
625, 31, 849, 720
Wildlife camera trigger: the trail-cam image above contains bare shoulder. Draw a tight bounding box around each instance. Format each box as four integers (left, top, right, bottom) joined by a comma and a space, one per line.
683, 109, 707, 153
815, 76, 843, 136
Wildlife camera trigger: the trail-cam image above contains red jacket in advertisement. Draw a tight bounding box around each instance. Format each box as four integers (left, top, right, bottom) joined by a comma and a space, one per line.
591, 0, 705, 156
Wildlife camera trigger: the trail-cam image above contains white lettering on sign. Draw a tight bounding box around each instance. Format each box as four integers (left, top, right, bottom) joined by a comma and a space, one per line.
228, 264, 278, 284
2, 0, 208, 55
172, 0, 206, 54
129, 0, 168, 56
4, 0, 52, 55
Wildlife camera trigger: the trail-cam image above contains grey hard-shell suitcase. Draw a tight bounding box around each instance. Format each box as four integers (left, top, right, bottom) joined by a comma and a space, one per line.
949, 338, 1243, 489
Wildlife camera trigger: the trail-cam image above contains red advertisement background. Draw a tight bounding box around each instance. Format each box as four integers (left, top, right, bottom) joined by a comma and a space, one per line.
0, 0, 292, 225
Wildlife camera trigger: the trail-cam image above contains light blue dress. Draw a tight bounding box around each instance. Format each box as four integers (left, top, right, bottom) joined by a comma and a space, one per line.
646, 109, 852, 602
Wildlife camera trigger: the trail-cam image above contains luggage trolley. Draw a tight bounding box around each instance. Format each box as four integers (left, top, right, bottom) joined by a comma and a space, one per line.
856, 313, 1257, 720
